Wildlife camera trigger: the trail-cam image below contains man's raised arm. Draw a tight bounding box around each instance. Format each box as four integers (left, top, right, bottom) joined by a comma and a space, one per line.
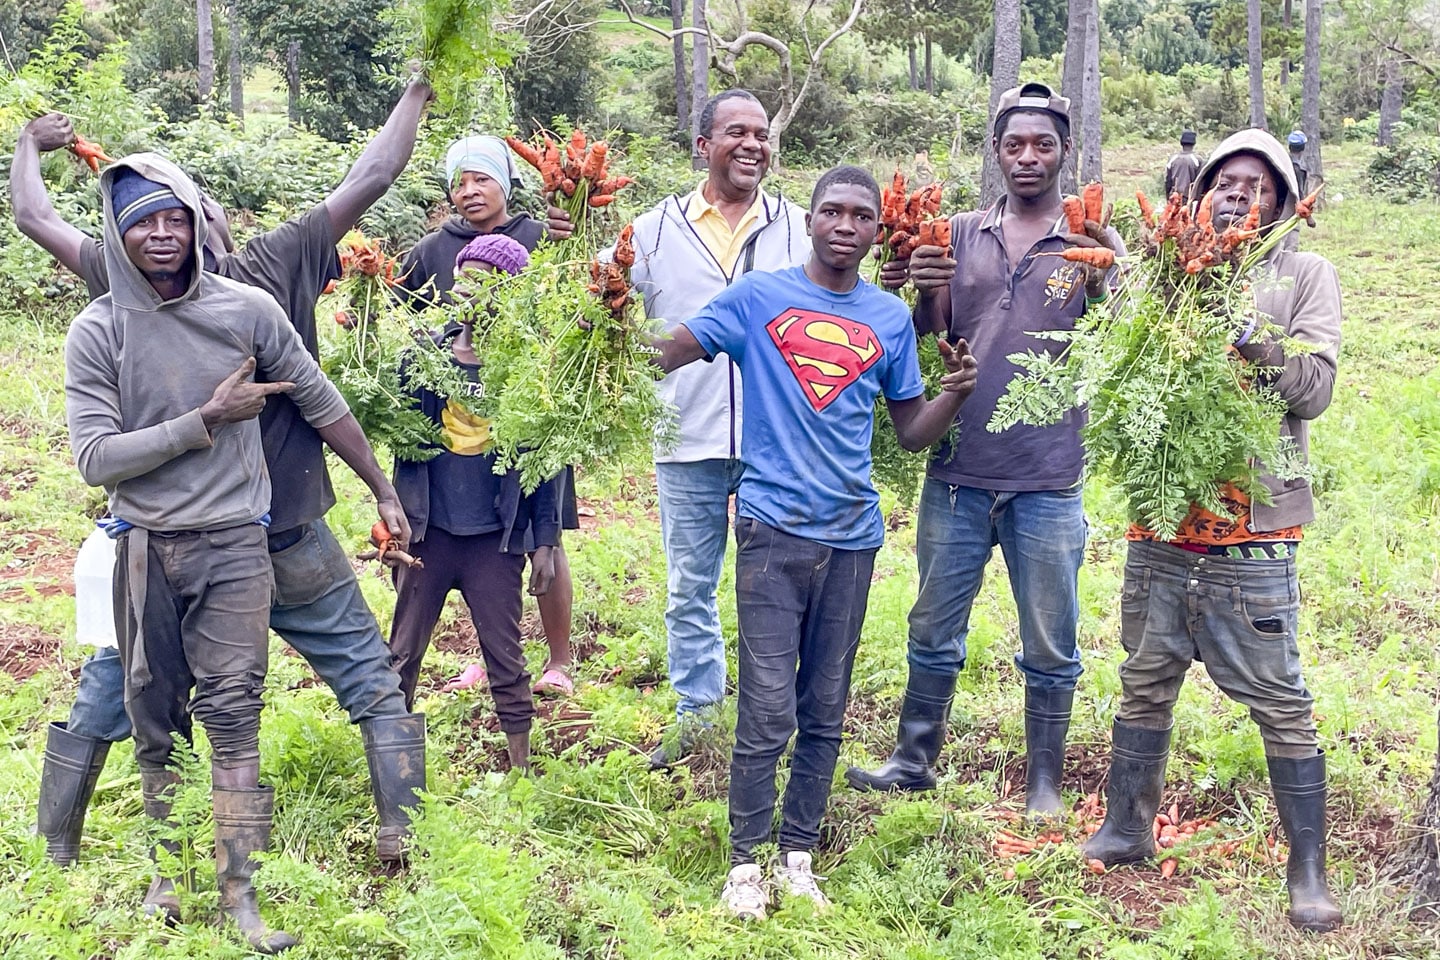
12, 114, 89, 276
323, 76, 433, 238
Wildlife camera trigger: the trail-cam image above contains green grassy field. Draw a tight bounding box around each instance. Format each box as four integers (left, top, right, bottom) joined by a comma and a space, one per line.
0, 140, 1438, 958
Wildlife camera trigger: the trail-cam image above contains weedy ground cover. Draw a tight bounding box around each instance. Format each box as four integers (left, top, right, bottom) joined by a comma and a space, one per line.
0, 143, 1437, 958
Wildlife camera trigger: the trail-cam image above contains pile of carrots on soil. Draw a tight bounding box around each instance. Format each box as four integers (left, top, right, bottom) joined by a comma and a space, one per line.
988, 793, 1288, 884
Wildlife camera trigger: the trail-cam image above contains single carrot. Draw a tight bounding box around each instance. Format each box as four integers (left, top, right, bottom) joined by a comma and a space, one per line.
1062, 195, 1086, 234
1136, 190, 1157, 229
370, 520, 393, 548
1159, 858, 1177, 879
581, 141, 608, 182
916, 220, 933, 247
1168, 803, 1180, 824
588, 194, 615, 207
1081, 182, 1105, 223
1196, 189, 1215, 229
932, 217, 951, 249
1087, 859, 1107, 875
69, 134, 114, 173
1294, 184, 1323, 220
1059, 246, 1116, 269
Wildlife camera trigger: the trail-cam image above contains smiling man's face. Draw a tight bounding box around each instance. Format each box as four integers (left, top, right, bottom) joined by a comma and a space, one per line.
699, 98, 772, 202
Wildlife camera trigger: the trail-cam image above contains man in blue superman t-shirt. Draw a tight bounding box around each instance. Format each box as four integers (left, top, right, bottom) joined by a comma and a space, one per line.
653, 165, 979, 919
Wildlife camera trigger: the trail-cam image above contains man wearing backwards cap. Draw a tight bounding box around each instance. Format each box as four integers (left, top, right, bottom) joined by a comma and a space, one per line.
17, 76, 432, 876
64, 154, 367, 951
847, 82, 1122, 817
1164, 129, 1202, 201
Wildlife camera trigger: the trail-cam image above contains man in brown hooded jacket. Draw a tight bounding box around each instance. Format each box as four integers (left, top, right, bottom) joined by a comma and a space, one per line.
1082, 128, 1344, 934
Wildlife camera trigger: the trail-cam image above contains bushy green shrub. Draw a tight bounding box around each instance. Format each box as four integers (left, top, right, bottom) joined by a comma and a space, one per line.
1366, 135, 1440, 201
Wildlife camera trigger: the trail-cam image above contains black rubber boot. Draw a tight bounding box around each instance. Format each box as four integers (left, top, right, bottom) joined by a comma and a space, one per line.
36, 722, 110, 866
1081, 722, 1171, 866
213, 786, 298, 954
360, 714, 427, 868
1268, 752, 1343, 933
139, 768, 183, 924
1024, 687, 1074, 817
845, 670, 956, 792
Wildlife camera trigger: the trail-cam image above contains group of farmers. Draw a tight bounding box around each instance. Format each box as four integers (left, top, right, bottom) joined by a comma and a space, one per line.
13, 68, 1342, 950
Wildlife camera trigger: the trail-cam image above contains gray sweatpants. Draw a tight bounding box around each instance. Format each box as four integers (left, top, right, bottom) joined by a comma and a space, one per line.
1116, 539, 1318, 758
115, 524, 273, 772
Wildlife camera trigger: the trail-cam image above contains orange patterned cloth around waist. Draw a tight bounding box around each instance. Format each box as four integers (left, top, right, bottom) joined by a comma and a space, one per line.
1126, 483, 1304, 546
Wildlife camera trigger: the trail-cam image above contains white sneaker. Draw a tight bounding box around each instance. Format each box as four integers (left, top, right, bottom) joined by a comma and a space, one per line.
774, 851, 829, 910
721, 863, 768, 920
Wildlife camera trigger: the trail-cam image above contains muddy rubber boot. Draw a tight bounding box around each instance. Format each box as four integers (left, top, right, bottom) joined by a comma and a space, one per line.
1024, 687, 1074, 817
139, 768, 183, 924
213, 786, 298, 954
1082, 722, 1171, 867
1268, 752, 1343, 933
360, 713, 426, 868
845, 670, 956, 793
36, 722, 111, 866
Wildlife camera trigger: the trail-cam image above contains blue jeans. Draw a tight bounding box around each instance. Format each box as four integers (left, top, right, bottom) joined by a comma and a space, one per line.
728, 517, 875, 864
655, 458, 745, 719
65, 519, 406, 743
1116, 539, 1316, 757
907, 479, 1085, 689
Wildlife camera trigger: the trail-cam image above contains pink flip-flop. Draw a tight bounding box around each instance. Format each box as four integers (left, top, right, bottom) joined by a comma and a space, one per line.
440, 663, 488, 693
532, 667, 574, 697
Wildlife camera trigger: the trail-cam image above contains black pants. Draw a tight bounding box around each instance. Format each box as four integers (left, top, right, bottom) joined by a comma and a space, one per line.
115, 525, 273, 772
387, 527, 534, 732
728, 516, 876, 865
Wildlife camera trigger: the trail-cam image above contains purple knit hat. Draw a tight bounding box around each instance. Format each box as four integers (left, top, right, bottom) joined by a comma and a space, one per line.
455, 233, 530, 276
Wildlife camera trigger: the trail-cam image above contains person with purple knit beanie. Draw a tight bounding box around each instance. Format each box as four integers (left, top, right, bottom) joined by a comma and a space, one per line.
386, 231, 561, 772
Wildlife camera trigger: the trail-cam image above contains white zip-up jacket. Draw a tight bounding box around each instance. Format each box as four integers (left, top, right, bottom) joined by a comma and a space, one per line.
627, 189, 810, 462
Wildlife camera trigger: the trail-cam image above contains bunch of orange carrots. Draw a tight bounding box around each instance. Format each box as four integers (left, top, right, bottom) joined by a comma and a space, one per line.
588, 223, 637, 316
1044, 183, 1117, 270
338, 233, 403, 285
877, 169, 947, 263
507, 128, 633, 248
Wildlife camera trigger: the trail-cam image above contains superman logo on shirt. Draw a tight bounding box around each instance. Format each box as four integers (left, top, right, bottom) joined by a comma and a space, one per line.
765, 308, 884, 412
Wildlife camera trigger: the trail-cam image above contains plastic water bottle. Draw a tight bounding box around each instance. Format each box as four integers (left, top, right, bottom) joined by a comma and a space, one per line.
74, 528, 118, 649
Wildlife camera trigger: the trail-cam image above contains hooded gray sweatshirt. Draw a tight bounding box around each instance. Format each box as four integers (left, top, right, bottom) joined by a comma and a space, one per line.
1195, 129, 1342, 531
64, 153, 351, 532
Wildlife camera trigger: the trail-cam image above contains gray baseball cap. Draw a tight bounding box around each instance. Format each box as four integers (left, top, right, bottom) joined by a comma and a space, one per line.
994, 82, 1071, 134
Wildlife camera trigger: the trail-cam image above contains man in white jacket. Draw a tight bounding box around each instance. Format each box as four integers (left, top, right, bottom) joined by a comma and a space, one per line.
556, 91, 809, 765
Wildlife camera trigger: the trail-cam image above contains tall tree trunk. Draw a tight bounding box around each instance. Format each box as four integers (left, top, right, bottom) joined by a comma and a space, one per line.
1377, 58, 1402, 146
227, 0, 243, 123
690, 0, 708, 169
1301, 0, 1322, 181
1247, 0, 1267, 129
197, 0, 215, 102
924, 32, 933, 95
1280, 0, 1292, 86
1060, 0, 1087, 193
285, 40, 301, 124
982, 0, 1023, 204
904, 0, 917, 89
672, 0, 688, 139
1080, 0, 1102, 182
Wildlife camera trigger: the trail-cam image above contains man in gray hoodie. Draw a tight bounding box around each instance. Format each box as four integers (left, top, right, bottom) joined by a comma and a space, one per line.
64, 154, 372, 952
20, 76, 430, 874
1081, 129, 1344, 934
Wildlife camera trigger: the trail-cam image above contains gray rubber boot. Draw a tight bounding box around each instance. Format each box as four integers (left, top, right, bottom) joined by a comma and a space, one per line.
139, 768, 183, 924
213, 786, 298, 954
1024, 687, 1074, 817
845, 670, 957, 793
36, 722, 111, 866
359, 713, 426, 867
1081, 722, 1171, 866
1268, 752, 1343, 933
